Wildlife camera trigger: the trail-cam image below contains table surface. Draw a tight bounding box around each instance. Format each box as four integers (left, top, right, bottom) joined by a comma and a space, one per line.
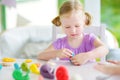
0, 59, 120, 80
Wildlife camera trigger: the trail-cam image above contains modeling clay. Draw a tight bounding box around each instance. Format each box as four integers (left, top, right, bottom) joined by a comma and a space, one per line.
35, 63, 40, 68
72, 52, 75, 57
25, 59, 32, 63
21, 62, 29, 72
14, 63, 20, 69
96, 58, 101, 62
70, 52, 75, 63
56, 65, 69, 80
40, 64, 54, 79
12, 69, 30, 80
2, 57, 16, 62
30, 63, 40, 74
0, 64, 2, 70
12, 69, 22, 80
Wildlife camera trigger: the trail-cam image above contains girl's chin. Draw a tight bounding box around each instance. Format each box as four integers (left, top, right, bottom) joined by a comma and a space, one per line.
69, 36, 78, 39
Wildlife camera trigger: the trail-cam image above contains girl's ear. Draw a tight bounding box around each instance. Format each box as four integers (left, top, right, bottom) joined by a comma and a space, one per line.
52, 16, 61, 27
85, 12, 92, 26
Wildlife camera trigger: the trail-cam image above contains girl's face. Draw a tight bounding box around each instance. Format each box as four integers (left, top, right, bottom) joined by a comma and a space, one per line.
60, 11, 85, 38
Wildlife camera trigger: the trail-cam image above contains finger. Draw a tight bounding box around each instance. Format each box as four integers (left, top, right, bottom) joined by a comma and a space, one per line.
63, 53, 71, 58
66, 49, 73, 53
64, 52, 72, 57
72, 61, 81, 66
70, 59, 76, 63
107, 60, 119, 64
65, 49, 73, 55
70, 57, 75, 61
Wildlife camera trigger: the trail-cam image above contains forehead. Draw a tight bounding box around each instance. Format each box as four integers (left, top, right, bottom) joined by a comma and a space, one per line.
60, 11, 85, 25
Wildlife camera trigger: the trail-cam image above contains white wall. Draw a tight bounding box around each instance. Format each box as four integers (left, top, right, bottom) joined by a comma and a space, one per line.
17, 0, 57, 27
84, 0, 101, 26
4, 0, 57, 29
6, 7, 17, 29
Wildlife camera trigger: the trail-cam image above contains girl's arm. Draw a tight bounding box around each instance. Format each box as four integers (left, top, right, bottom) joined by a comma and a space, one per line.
70, 37, 109, 65
86, 37, 109, 60
37, 44, 57, 60
37, 44, 72, 61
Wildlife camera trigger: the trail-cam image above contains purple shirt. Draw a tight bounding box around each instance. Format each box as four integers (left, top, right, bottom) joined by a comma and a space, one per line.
53, 33, 96, 60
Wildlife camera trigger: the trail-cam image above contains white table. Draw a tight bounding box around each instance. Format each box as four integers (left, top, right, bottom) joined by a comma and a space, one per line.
0, 59, 120, 80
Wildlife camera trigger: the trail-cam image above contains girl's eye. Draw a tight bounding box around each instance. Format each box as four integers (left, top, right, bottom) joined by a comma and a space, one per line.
65, 26, 70, 28
75, 25, 80, 27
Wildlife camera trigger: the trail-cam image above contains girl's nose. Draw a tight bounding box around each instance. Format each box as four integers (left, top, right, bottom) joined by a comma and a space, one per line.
71, 27, 76, 33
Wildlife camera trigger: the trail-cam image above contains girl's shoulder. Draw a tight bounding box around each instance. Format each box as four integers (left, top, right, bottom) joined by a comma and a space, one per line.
54, 36, 67, 43
83, 33, 96, 43
52, 36, 67, 49
84, 33, 96, 39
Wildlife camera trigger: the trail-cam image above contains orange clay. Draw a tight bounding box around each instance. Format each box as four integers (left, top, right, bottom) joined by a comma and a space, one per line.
35, 63, 40, 68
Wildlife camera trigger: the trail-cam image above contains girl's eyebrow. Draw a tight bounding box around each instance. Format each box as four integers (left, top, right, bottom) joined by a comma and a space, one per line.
63, 25, 70, 27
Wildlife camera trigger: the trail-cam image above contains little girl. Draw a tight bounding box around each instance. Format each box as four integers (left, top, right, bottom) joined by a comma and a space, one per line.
38, 0, 108, 65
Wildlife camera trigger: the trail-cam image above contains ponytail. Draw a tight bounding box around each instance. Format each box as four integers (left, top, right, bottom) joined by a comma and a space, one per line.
52, 16, 61, 27
85, 12, 92, 26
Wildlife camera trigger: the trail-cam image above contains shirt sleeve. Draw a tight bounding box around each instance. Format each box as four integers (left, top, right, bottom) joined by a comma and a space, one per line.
52, 38, 63, 50
89, 33, 96, 45
85, 33, 96, 51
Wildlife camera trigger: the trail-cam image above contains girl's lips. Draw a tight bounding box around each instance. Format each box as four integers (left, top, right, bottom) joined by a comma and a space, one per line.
71, 34, 77, 36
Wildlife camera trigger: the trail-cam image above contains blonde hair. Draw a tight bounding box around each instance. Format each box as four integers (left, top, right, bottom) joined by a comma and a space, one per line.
52, 0, 92, 27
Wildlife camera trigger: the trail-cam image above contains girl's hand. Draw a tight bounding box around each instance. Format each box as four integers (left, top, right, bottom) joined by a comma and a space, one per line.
56, 48, 72, 58
70, 53, 89, 66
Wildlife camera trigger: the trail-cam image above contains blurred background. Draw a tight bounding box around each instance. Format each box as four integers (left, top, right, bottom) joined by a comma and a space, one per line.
101, 0, 120, 47
0, 0, 120, 58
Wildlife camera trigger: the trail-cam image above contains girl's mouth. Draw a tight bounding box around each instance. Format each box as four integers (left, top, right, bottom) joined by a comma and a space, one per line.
71, 34, 77, 36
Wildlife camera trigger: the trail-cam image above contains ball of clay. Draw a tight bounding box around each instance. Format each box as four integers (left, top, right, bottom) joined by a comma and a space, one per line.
56, 65, 69, 80
40, 64, 54, 79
